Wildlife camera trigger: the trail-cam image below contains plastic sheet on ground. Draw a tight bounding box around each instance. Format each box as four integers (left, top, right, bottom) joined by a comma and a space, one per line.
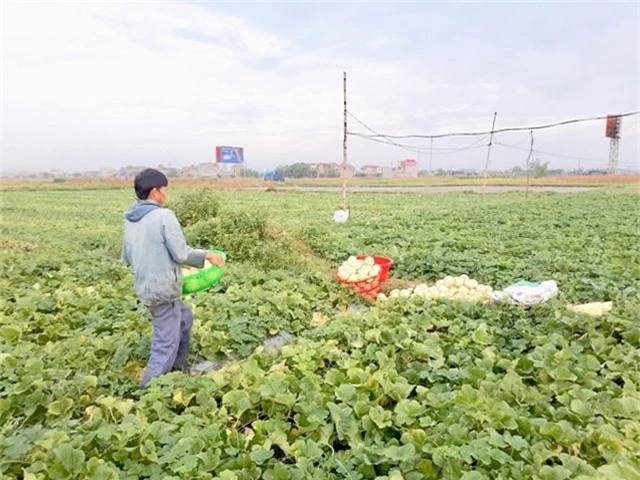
491, 280, 558, 305
190, 330, 296, 374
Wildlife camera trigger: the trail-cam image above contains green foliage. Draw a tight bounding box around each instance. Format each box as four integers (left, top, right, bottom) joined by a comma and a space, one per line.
186, 212, 301, 271
169, 188, 220, 227
319, 169, 340, 178
0, 186, 639, 478
276, 163, 317, 178
532, 159, 550, 178
239, 169, 262, 178
300, 193, 640, 304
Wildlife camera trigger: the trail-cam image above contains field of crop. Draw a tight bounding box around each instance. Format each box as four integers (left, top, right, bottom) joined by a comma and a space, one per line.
1, 184, 639, 479
2, 175, 639, 192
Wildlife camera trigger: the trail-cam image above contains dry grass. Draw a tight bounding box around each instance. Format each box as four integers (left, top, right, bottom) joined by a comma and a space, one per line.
0, 239, 37, 253
2, 175, 638, 191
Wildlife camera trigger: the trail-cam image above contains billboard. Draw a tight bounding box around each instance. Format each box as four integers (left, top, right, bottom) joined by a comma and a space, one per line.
216, 146, 244, 164
402, 158, 417, 168
605, 116, 621, 138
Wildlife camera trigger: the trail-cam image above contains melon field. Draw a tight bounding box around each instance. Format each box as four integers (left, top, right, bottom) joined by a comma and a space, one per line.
1, 185, 639, 480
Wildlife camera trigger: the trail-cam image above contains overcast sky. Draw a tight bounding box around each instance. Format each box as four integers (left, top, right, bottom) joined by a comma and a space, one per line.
2, 1, 639, 174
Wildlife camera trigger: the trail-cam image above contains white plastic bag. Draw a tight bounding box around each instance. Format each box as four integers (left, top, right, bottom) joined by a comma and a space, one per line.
492, 280, 558, 305
333, 209, 350, 223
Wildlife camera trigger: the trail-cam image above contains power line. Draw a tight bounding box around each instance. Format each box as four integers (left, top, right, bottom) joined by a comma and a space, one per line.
346, 108, 639, 170
348, 131, 425, 153
348, 111, 640, 140
495, 141, 605, 162
509, 134, 534, 147
347, 111, 423, 153
349, 131, 489, 155
347, 110, 492, 154
495, 142, 638, 166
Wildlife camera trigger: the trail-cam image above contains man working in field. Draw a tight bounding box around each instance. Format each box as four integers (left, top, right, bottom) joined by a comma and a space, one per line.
121, 168, 225, 388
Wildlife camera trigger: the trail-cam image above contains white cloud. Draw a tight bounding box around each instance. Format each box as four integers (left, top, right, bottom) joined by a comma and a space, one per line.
2, 2, 638, 173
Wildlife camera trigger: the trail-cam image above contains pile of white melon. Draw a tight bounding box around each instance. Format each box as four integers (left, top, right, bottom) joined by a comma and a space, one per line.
182, 260, 212, 277
378, 274, 493, 303
337, 256, 381, 283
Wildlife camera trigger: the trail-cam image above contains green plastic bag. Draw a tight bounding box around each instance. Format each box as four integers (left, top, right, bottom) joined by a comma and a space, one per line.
182, 249, 226, 295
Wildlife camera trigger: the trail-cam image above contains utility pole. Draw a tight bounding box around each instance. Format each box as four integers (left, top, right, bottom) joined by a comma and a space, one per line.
342, 72, 348, 210
482, 112, 498, 198
525, 130, 534, 196
429, 137, 433, 175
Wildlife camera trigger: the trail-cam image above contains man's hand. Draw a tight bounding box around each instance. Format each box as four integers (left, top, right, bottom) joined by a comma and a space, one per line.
206, 252, 226, 267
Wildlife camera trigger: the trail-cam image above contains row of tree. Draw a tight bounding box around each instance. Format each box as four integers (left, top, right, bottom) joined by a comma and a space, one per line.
274, 163, 340, 179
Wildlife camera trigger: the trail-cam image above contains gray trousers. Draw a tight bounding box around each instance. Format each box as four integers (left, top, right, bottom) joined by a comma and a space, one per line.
140, 300, 194, 388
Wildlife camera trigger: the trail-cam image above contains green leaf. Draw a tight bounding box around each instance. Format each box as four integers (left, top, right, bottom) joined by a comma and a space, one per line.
369, 406, 393, 429
336, 384, 357, 402
0, 353, 18, 368
140, 440, 157, 462
489, 448, 513, 465
383, 444, 416, 462
250, 446, 274, 465
263, 464, 295, 480
292, 439, 324, 461
611, 397, 640, 418
222, 390, 251, 416
79, 375, 98, 389
549, 366, 577, 382
598, 461, 640, 480
570, 399, 593, 417
540, 422, 563, 440
472, 323, 491, 345
47, 398, 74, 417
0, 325, 21, 343
447, 424, 468, 441
86, 457, 118, 480
53, 444, 85, 473
218, 471, 239, 480
328, 402, 358, 442
394, 400, 423, 426
325, 369, 345, 386
460, 472, 487, 480
539, 465, 572, 480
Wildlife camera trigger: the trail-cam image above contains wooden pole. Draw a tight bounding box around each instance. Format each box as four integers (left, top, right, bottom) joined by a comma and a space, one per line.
526, 130, 534, 196
429, 137, 433, 175
342, 72, 347, 211
482, 112, 498, 199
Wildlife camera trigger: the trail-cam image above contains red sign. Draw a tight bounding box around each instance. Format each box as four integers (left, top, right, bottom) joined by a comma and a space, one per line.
605, 116, 621, 138
402, 159, 417, 167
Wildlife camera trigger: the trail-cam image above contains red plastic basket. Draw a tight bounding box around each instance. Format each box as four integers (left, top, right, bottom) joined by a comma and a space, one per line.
356, 255, 393, 282
336, 273, 381, 299
337, 255, 394, 299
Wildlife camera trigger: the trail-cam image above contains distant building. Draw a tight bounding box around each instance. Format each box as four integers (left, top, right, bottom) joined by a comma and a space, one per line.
98, 168, 117, 178
231, 164, 245, 176
361, 164, 382, 176
121, 165, 147, 179
49, 169, 68, 178
396, 159, 418, 177
194, 163, 219, 177
180, 165, 196, 177
309, 162, 355, 177
309, 162, 337, 175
